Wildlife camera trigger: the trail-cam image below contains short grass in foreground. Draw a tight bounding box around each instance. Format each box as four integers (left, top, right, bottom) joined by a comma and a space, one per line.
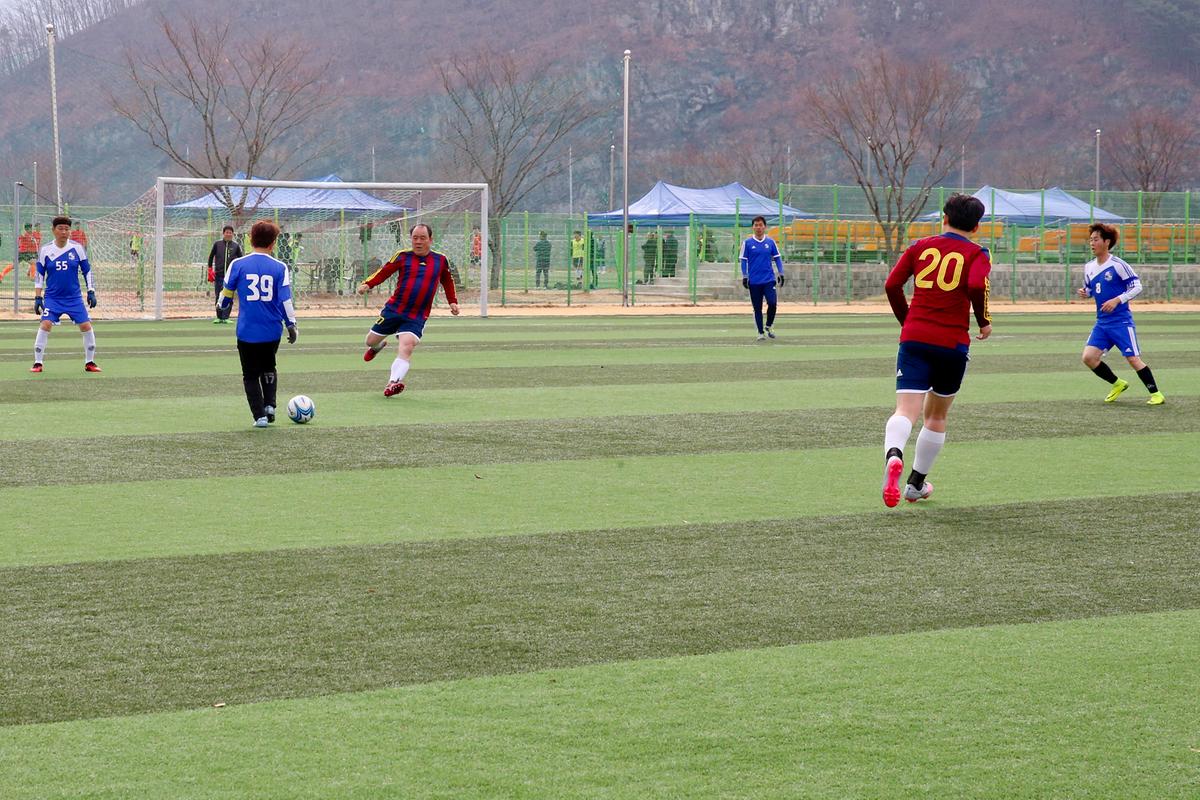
0, 311, 1197, 798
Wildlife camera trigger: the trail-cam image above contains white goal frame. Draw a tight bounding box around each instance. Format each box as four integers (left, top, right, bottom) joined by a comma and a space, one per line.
153, 176, 490, 320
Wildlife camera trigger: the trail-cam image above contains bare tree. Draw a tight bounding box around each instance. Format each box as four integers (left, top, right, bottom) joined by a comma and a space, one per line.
1108, 108, 1196, 193
804, 52, 979, 261
111, 12, 336, 217
436, 49, 605, 286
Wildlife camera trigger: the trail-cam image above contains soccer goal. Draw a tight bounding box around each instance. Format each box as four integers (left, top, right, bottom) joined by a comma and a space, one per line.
83, 177, 489, 319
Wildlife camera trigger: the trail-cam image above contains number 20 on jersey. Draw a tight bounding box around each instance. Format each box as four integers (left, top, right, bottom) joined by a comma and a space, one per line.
914, 247, 964, 291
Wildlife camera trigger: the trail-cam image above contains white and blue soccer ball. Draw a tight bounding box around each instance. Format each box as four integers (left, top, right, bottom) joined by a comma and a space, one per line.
287, 394, 315, 424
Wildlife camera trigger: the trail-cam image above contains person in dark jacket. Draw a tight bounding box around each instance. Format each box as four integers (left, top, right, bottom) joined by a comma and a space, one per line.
533, 231, 552, 288
208, 225, 244, 323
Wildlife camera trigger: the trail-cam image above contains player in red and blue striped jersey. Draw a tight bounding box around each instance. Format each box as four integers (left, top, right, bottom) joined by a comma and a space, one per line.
1077, 223, 1164, 405
356, 223, 460, 397
880, 193, 992, 508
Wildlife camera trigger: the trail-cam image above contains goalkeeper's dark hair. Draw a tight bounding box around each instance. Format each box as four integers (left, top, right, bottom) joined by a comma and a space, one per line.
411, 223, 433, 238
222, 225, 235, 234
943, 194, 985, 231
751, 215, 767, 226
52, 215, 71, 228
1089, 222, 1119, 248
249, 220, 279, 249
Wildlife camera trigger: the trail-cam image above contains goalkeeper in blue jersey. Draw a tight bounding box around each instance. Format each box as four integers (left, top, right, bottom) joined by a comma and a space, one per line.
1077, 223, 1164, 405
739, 216, 785, 340
30, 216, 101, 373
218, 220, 299, 427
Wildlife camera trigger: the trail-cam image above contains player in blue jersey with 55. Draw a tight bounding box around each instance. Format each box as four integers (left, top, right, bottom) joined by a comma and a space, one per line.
218, 220, 299, 427
30, 215, 101, 373
1077, 222, 1164, 405
739, 216, 785, 341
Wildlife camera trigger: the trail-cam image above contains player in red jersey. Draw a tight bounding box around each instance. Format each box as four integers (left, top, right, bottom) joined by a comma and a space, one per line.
356, 223, 460, 397
880, 193, 992, 507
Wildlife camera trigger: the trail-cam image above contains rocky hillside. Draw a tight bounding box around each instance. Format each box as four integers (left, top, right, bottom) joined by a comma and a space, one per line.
0, 0, 1196, 207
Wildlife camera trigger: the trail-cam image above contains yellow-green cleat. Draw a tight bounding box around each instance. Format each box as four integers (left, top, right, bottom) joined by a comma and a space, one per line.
1104, 378, 1130, 403
1147, 391, 1165, 405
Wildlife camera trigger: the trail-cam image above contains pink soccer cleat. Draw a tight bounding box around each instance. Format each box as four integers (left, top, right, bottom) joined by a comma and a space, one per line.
30, 362, 43, 373
882, 455, 903, 508
84, 361, 102, 373
364, 341, 388, 362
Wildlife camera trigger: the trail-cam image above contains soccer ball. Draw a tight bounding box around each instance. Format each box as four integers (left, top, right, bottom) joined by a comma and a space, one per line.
287, 395, 315, 424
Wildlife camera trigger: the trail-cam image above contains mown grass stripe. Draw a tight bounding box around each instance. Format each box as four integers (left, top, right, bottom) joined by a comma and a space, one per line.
4, 610, 1197, 798
2, 350, 1198, 404
2, 493, 1196, 726
3, 397, 1198, 488
3, 368, 1198, 441
2, 433, 1196, 568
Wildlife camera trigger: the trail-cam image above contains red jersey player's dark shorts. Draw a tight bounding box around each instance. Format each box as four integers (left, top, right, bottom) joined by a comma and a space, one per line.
895, 340, 970, 397
370, 307, 425, 339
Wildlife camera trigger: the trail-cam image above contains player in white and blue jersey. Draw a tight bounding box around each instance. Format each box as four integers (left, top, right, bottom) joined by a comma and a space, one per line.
1076, 222, 1164, 405
739, 216, 785, 340
30, 216, 101, 373
217, 220, 299, 427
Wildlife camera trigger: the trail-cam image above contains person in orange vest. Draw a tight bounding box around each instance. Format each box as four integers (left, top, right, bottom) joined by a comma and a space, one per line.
19, 224, 38, 278
70, 221, 89, 247
470, 228, 482, 266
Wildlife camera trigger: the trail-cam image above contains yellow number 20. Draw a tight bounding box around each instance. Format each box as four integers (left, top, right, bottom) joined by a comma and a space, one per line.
914, 247, 965, 291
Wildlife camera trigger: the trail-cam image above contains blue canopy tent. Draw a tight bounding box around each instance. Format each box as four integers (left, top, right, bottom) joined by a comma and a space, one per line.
167, 173, 411, 213
587, 181, 810, 227
925, 185, 1121, 226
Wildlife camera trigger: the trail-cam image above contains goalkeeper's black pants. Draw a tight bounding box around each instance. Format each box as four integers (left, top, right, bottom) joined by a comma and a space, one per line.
237, 338, 280, 420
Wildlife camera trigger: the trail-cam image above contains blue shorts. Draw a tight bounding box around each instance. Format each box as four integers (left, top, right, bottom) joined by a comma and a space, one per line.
1086, 322, 1140, 357
370, 307, 425, 339
895, 340, 970, 397
42, 298, 90, 325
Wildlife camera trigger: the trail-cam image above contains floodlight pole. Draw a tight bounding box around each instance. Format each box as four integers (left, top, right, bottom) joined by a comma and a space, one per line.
608, 143, 615, 211
621, 49, 631, 307
32, 161, 37, 224
12, 182, 22, 314
1094, 129, 1101, 198
568, 146, 574, 217
960, 144, 965, 191
46, 23, 63, 213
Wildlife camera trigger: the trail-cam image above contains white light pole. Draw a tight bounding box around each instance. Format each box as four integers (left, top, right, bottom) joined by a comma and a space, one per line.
1094, 128, 1101, 198
46, 23, 63, 212
371, 145, 376, 182
608, 143, 615, 210
32, 160, 37, 225
865, 136, 873, 186
786, 143, 792, 189
960, 144, 965, 190
12, 182, 22, 314
621, 50, 631, 307
568, 145, 573, 217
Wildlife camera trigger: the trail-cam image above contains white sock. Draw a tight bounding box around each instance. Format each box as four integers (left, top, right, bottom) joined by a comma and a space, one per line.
82, 329, 96, 363
34, 329, 48, 364
884, 414, 913, 457
913, 428, 946, 474
389, 357, 410, 383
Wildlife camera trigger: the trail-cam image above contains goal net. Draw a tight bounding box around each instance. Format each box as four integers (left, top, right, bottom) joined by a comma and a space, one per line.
81, 177, 489, 319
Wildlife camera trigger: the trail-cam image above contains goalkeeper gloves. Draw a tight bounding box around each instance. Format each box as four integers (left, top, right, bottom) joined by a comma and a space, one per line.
87, 290, 97, 308
33, 296, 44, 315
217, 294, 233, 311
776, 274, 786, 287
286, 325, 298, 345
741, 277, 749, 289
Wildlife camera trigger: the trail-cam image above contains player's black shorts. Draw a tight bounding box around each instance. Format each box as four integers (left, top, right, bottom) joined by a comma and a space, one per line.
370, 307, 425, 339
895, 340, 970, 397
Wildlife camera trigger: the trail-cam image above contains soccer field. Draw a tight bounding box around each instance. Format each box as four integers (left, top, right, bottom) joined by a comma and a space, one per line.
1, 311, 1199, 798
